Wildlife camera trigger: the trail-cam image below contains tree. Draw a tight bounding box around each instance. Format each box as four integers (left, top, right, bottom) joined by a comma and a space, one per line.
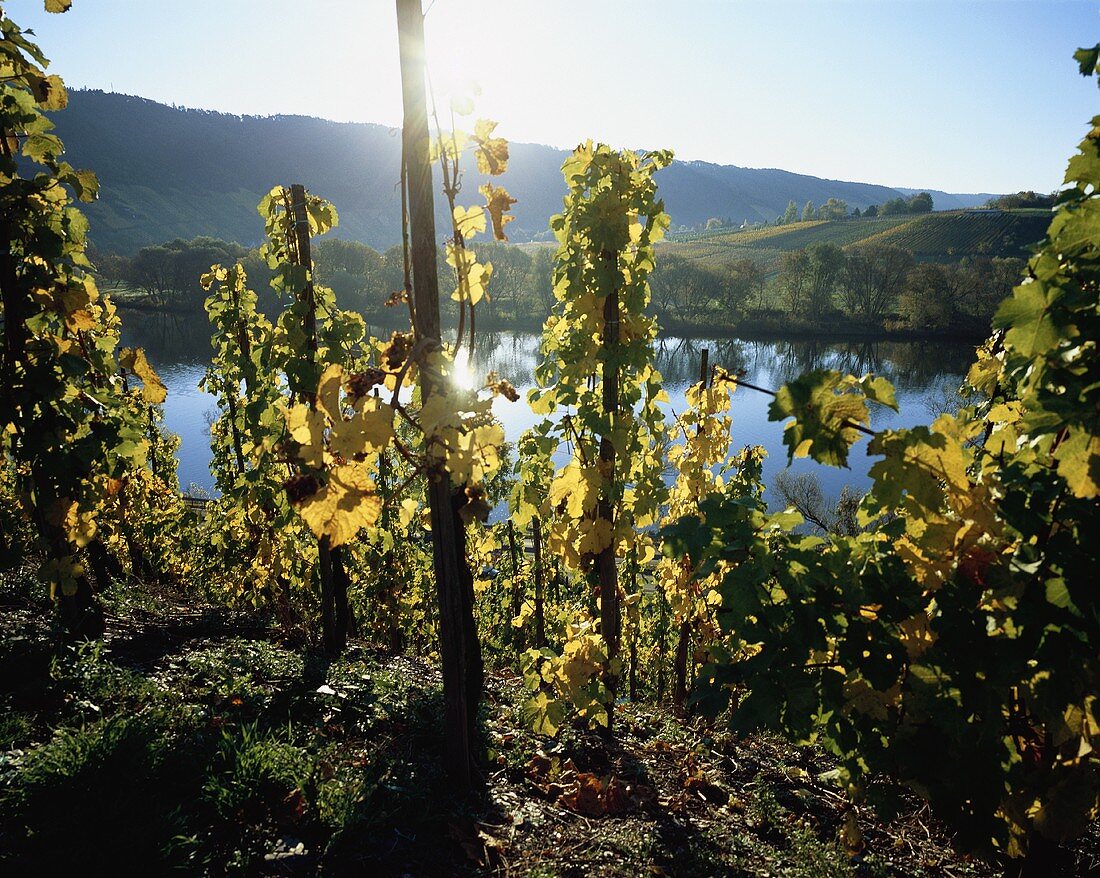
650, 254, 729, 322
777, 249, 811, 311
907, 191, 934, 213
880, 196, 909, 216
898, 262, 960, 328
781, 199, 799, 225
726, 258, 766, 311
864, 203, 879, 217
986, 191, 1056, 210
840, 246, 914, 318
851, 207, 862, 218
312, 238, 384, 311
819, 198, 849, 221
704, 216, 725, 230
523, 247, 554, 318
127, 237, 248, 309
801, 200, 816, 222
805, 243, 845, 315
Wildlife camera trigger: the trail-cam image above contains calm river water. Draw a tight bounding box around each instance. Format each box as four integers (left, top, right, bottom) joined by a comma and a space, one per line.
121, 311, 977, 511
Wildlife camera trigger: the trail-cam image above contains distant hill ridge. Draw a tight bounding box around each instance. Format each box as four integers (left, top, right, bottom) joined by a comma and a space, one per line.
50, 90, 999, 255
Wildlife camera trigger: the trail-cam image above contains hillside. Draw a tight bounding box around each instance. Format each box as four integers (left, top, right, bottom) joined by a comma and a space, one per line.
661, 209, 1051, 272
50, 90, 997, 255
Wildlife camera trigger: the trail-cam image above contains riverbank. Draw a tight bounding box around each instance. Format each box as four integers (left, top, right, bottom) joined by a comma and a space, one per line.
114, 297, 990, 345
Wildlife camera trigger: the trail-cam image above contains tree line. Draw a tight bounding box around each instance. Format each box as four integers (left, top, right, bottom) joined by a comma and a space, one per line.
93, 233, 1016, 335
773, 242, 1022, 330
773, 191, 934, 226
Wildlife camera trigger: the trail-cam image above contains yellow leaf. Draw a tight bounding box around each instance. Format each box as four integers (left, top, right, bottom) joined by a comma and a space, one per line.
465, 260, 493, 306
549, 463, 600, 519
316, 363, 345, 423
453, 204, 486, 239
578, 517, 613, 556
295, 463, 381, 547
65, 309, 98, 332
842, 677, 897, 721
480, 183, 517, 241
1054, 427, 1100, 499
472, 118, 509, 175
398, 498, 420, 529
330, 397, 394, 458
285, 403, 327, 468
59, 277, 97, 313
119, 347, 167, 404
898, 612, 937, 659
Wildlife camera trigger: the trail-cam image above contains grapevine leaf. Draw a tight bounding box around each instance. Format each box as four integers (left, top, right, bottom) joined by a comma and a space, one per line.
453, 204, 486, 239
472, 118, 509, 175
295, 463, 381, 548
119, 347, 167, 404
481, 183, 517, 241
995, 283, 1060, 359
1074, 44, 1100, 78
768, 370, 869, 468
1054, 427, 1100, 499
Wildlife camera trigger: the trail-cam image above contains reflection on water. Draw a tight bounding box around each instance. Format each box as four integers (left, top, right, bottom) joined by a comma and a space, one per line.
121, 311, 978, 511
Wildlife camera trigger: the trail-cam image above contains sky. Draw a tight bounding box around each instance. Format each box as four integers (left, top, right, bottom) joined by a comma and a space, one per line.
13, 0, 1099, 194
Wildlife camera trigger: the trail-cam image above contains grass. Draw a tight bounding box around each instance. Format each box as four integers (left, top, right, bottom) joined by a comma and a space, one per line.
0, 576, 1047, 876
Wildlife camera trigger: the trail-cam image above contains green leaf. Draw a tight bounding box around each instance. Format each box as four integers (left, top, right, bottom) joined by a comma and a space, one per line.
1074, 44, 1100, 78
995, 282, 1060, 359
768, 370, 870, 468
1054, 427, 1100, 499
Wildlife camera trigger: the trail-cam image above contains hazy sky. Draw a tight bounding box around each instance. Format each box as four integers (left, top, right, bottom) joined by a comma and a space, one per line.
14, 0, 1099, 193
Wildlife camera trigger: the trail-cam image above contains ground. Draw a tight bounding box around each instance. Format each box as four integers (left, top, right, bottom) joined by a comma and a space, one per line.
1, 571, 1095, 877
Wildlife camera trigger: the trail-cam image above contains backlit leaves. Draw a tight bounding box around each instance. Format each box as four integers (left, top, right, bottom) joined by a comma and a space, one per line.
769, 370, 896, 468
120, 347, 167, 404
659, 49, 1100, 861
472, 118, 509, 175
481, 184, 516, 241
295, 462, 382, 548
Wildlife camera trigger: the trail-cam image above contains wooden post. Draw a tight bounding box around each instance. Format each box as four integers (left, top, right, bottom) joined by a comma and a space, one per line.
507, 519, 522, 653
596, 277, 621, 731
674, 348, 709, 709
628, 544, 638, 702
377, 445, 404, 654
656, 587, 668, 705
397, 0, 482, 790
289, 183, 351, 657
532, 517, 546, 648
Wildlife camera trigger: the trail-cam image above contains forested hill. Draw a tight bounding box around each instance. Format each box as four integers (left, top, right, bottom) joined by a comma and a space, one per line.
53, 90, 997, 254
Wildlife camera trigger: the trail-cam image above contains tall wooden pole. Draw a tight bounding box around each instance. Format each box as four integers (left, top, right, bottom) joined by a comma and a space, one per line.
596, 273, 621, 730
289, 184, 351, 658
396, 0, 481, 789
507, 520, 522, 653
532, 517, 546, 648
674, 348, 709, 708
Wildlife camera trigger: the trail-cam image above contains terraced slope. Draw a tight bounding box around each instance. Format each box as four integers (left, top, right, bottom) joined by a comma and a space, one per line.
858, 210, 1051, 259
663, 210, 1051, 273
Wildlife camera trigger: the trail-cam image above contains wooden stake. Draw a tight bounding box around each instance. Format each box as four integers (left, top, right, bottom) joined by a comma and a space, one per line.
397, 0, 482, 790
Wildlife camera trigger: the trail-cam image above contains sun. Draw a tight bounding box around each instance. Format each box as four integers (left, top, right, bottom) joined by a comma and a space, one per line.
451, 346, 477, 391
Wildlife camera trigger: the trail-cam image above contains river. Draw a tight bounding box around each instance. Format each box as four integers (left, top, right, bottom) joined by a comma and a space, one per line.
121, 311, 978, 513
